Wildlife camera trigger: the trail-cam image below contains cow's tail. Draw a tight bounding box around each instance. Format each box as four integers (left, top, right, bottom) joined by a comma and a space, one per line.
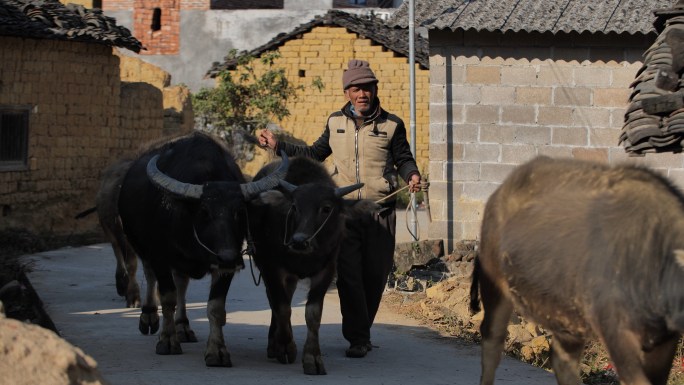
74, 206, 97, 219
469, 254, 482, 314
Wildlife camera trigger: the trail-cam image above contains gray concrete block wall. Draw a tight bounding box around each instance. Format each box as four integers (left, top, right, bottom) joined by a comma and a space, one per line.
428, 29, 684, 252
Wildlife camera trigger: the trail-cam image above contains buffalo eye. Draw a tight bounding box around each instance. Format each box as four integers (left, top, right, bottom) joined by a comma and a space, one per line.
320, 204, 333, 215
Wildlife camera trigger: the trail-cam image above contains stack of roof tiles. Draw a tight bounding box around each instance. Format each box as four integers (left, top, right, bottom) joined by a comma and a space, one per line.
621, 2, 684, 155
0, 0, 142, 53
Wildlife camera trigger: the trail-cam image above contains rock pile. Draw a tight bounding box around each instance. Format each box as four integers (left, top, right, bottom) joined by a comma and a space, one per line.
0, 301, 110, 385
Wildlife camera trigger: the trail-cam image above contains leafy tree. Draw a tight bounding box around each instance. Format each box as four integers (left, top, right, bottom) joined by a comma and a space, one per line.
192, 50, 322, 161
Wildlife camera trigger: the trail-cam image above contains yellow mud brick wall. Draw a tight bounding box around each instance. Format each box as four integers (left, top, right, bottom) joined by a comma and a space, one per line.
239, 26, 430, 178
0, 37, 190, 237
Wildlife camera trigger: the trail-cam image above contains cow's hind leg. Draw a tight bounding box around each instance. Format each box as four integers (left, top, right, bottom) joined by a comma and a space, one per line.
598, 325, 653, 385
478, 269, 513, 385
121, 239, 141, 308
139, 260, 160, 335
550, 334, 584, 385
265, 273, 298, 365
642, 336, 678, 385
172, 271, 197, 343
204, 269, 234, 367
107, 224, 141, 308
301, 267, 334, 375
155, 268, 182, 355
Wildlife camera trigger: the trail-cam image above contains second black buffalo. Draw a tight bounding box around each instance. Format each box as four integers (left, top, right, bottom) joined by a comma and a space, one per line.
247, 156, 377, 375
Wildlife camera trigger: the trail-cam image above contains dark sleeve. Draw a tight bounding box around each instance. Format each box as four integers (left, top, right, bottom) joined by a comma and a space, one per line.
391, 118, 421, 182
275, 124, 332, 162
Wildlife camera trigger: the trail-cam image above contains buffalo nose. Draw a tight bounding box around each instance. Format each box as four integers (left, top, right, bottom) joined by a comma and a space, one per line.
290, 233, 310, 250
217, 249, 238, 264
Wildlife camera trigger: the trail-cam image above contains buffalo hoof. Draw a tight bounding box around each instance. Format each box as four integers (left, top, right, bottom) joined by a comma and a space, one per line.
302, 353, 326, 375
269, 341, 297, 364
175, 323, 198, 343
205, 344, 232, 367
139, 308, 160, 335
156, 338, 182, 355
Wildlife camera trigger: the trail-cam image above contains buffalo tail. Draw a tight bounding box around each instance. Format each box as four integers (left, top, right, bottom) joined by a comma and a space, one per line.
469, 255, 481, 314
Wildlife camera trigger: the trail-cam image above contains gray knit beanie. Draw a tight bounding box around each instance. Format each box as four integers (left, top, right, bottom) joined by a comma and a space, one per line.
342, 59, 378, 89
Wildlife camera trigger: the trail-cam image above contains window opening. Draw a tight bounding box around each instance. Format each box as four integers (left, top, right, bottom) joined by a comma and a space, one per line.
151, 8, 162, 31
0, 107, 29, 171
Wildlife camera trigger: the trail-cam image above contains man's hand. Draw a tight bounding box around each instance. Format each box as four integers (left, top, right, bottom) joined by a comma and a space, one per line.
408, 174, 422, 193
258, 129, 277, 150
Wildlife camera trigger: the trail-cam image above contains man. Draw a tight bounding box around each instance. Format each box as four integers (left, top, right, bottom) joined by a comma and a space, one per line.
258, 59, 422, 358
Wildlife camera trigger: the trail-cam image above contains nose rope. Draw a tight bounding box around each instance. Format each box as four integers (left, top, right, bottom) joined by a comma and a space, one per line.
193, 225, 219, 256
282, 205, 335, 247
241, 208, 262, 286
194, 217, 261, 286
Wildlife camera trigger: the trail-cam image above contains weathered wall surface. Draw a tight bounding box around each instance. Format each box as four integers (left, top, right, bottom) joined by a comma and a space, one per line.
0, 37, 191, 237
0, 37, 123, 235
427, 30, 676, 250
107, 8, 334, 92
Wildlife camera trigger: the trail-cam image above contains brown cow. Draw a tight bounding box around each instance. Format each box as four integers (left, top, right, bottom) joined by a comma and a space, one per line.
470, 156, 684, 385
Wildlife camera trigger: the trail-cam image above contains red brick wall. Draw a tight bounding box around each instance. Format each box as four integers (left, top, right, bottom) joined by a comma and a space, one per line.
134, 0, 180, 55
104, 0, 208, 54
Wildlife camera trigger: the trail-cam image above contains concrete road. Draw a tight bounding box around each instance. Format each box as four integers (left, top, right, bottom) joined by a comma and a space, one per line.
24, 244, 556, 385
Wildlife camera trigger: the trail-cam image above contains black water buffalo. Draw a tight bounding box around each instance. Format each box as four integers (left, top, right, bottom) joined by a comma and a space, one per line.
470, 156, 684, 385
117, 131, 288, 366
247, 156, 376, 375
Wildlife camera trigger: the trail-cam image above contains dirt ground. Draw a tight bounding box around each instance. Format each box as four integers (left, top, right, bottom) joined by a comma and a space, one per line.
2, 230, 682, 385
382, 289, 684, 385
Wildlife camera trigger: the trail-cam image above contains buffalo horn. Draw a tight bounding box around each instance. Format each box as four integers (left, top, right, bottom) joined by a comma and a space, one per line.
335, 183, 364, 197
240, 151, 290, 199
279, 179, 297, 193
146, 154, 203, 199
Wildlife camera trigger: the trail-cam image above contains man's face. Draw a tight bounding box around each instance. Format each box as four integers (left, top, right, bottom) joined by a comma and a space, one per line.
344, 83, 377, 115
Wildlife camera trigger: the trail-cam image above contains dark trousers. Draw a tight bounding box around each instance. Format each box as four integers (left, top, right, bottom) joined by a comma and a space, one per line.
336, 207, 396, 346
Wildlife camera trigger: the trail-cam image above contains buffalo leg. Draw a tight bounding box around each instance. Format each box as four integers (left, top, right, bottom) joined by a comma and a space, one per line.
107, 224, 141, 308
204, 269, 234, 367
122, 241, 141, 308
643, 336, 678, 385
478, 270, 513, 385
172, 271, 197, 343
598, 325, 652, 385
155, 267, 182, 355
139, 260, 160, 335
550, 334, 584, 385
301, 268, 334, 375
266, 273, 298, 364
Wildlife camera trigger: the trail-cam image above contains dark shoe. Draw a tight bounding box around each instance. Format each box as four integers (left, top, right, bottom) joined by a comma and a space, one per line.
345, 342, 372, 358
